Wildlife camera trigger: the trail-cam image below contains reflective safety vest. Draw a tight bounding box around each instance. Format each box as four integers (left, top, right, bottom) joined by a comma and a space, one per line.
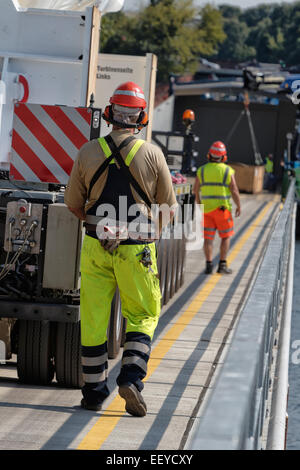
197, 162, 234, 213
265, 157, 273, 174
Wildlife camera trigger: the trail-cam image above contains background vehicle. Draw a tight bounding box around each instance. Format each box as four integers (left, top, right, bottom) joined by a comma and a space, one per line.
278, 74, 300, 95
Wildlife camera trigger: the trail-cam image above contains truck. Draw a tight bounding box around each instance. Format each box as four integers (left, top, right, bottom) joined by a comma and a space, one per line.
0, 0, 193, 387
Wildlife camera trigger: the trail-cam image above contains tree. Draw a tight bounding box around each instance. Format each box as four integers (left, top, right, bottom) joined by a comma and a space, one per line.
241, 4, 274, 27
216, 2, 300, 65
101, 1, 225, 82
218, 4, 241, 19
101, 1, 300, 77
216, 17, 255, 63
242, 2, 300, 65
150, 0, 174, 5
196, 4, 226, 57
281, 5, 300, 65
100, 11, 138, 55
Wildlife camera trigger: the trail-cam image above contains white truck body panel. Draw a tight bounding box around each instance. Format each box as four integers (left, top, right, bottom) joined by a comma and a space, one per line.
0, 72, 25, 166
152, 94, 175, 132
0, 0, 94, 168
13, 0, 124, 14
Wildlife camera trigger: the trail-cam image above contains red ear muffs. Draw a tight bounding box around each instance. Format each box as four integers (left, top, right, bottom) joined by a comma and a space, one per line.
103, 105, 113, 125
223, 155, 228, 163
102, 105, 148, 131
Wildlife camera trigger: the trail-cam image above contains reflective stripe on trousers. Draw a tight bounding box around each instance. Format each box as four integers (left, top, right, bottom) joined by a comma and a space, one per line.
81, 342, 110, 405
117, 331, 152, 392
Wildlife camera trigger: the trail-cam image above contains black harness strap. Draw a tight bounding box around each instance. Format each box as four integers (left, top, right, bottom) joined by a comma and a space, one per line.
103, 135, 153, 210
87, 135, 135, 200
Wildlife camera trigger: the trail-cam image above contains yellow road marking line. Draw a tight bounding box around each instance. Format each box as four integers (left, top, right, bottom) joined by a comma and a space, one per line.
77, 200, 275, 450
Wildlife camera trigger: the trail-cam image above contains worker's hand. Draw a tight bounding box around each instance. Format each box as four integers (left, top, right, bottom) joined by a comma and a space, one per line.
235, 206, 241, 217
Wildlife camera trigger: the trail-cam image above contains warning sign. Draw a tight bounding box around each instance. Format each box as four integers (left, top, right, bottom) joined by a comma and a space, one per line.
10, 103, 91, 184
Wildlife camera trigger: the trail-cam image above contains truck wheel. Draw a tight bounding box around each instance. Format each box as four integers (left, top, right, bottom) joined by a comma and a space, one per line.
55, 321, 83, 388
107, 289, 123, 359
17, 320, 54, 385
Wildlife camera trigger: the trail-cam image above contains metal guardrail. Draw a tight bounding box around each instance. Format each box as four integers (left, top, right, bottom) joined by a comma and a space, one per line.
187, 179, 296, 450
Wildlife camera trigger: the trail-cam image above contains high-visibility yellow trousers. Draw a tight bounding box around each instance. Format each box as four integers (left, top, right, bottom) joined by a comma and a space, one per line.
80, 235, 161, 346
79, 235, 161, 403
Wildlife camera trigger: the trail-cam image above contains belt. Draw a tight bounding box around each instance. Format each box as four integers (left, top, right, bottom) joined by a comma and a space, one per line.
84, 224, 153, 245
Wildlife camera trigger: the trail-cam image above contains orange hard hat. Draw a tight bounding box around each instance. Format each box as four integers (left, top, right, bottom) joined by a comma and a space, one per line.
209, 141, 227, 158
182, 109, 195, 121
110, 81, 147, 109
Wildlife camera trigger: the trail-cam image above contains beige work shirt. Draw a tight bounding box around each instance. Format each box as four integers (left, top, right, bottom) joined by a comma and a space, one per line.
64, 130, 177, 217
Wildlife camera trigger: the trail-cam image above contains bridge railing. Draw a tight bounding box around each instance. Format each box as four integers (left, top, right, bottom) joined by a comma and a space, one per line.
187, 179, 296, 450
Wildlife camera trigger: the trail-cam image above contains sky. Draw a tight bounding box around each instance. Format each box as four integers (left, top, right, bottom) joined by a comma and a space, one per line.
123, 0, 298, 10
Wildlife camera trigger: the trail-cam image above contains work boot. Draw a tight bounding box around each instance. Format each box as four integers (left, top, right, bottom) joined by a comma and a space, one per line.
119, 384, 147, 417
217, 260, 232, 274
80, 398, 102, 412
205, 261, 213, 275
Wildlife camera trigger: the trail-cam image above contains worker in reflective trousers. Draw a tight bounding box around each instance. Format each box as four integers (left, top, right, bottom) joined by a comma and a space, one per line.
65, 82, 177, 416
193, 141, 241, 274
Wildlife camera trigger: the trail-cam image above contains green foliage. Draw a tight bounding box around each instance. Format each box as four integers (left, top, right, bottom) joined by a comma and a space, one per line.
132, 0, 200, 80
216, 17, 255, 63
100, 11, 138, 55
101, 0, 225, 82
100, 1, 300, 82
218, 4, 240, 19
217, 1, 300, 65
197, 4, 226, 57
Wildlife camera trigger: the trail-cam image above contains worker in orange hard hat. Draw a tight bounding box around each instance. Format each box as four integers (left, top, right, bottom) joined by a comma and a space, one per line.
193, 140, 241, 275
181, 109, 198, 175
65, 81, 177, 417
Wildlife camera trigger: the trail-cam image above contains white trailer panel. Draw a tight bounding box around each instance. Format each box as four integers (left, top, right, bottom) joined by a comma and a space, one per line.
1, 5, 87, 58
0, 0, 95, 168
95, 53, 157, 141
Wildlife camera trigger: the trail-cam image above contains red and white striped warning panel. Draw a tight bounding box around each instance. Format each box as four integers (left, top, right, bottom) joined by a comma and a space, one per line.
10, 103, 92, 184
